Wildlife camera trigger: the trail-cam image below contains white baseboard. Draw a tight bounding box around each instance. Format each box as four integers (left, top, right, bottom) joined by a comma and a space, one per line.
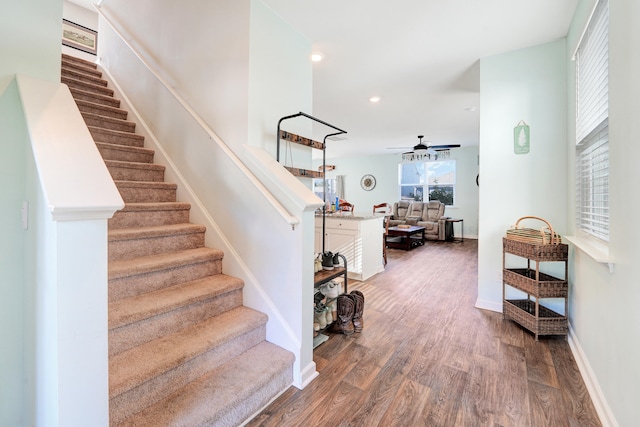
295, 361, 319, 390
475, 298, 502, 313
568, 323, 618, 427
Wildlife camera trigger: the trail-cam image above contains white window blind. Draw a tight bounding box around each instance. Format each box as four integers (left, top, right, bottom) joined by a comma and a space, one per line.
575, 0, 609, 242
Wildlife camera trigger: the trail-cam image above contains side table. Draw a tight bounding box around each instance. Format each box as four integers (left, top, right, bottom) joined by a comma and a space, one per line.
447, 218, 463, 242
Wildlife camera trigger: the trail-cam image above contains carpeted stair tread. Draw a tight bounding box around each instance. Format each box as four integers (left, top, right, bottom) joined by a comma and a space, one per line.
71, 88, 121, 108
82, 111, 136, 133
108, 247, 224, 281
76, 99, 128, 120
109, 202, 191, 229
109, 306, 268, 397
109, 274, 243, 329
114, 181, 177, 203
89, 126, 144, 146
115, 180, 177, 191
62, 53, 98, 70
96, 142, 154, 163
62, 75, 114, 96
117, 202, 191, 213
109, 223, 206, 243
105, 159, 165, 170
117, 341, 294, 427
61, 60, 102, 78
61, 66, 108, 87
106, 160, 165, 182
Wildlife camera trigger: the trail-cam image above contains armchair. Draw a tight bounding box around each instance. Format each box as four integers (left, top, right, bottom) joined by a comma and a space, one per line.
388, 200, 411, 227
415, 200, 452, 241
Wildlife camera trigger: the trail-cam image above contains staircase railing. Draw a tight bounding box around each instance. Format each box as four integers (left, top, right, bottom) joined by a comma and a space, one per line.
95, 5, 299, 230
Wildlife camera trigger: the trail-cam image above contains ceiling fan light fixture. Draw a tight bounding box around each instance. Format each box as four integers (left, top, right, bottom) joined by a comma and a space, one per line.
436, 149, 450, 160
402, 151, 431, 162
400, 135, 455, 162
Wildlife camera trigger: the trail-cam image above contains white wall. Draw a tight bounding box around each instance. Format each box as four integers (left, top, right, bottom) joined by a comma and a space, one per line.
248, 0, 317, 386
0, 0, 62, 86
0, 80, 29, 427
101, 0, 250, 151
0, 0, 63, 424
249, 0, 312, 163
477, 39, 568, 313
563, 1, 640, 425
316, 146, 480, 238
62, 0, 99, 62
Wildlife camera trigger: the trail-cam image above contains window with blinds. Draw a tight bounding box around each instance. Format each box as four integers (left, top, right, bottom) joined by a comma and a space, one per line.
575, 0, 609, 242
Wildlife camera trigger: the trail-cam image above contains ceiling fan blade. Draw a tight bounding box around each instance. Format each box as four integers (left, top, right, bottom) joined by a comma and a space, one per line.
429, 144, 461, 150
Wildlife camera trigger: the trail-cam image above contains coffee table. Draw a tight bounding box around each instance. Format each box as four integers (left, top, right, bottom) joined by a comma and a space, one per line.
386, 225, 425, 251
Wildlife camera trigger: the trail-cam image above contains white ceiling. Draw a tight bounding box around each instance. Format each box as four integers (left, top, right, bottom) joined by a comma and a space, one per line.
72, 0, 579, 159
261, 0, 578, 159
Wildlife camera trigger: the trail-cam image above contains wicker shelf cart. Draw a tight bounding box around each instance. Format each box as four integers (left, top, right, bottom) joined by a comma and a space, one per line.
502, 238, 569, 340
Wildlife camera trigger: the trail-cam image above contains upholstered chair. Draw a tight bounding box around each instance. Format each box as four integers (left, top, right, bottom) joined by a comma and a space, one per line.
389, 201, 411, 226
416, 201, 452, 241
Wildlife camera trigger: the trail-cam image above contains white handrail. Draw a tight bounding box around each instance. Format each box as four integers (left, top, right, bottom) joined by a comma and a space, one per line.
94, 5, 300, 229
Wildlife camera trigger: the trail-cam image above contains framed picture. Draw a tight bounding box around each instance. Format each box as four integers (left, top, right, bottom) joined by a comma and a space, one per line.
62, 19, 97, 55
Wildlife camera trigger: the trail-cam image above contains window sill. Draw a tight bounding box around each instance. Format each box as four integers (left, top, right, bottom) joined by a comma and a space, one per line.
564, 235, 614, 273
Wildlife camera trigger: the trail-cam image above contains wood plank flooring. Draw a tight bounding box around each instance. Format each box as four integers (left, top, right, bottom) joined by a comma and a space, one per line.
247, 239, 602, 427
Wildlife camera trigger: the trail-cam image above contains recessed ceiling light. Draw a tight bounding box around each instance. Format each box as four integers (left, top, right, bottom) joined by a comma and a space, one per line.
370, 96, 381, 103
464, 106, 477, 111
311, 53, 324, 62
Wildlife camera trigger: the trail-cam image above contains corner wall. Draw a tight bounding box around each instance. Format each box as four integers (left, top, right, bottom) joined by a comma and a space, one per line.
477, 39, 568, 312
562, 1, 640, 425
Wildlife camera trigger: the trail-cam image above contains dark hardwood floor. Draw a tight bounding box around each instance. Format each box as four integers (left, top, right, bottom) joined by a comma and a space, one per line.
247, 239, 602, 427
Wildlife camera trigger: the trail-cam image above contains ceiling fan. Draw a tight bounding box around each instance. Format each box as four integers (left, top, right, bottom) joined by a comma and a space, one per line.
389, 135, 461, 161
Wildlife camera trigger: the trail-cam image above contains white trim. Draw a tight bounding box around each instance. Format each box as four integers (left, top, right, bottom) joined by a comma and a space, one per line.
16, 75, 124, 221
475, 298, 502, 313
297, 361, 319, 390
564, 235, 614, 273
568, 323, 619, 427
571, 0, 601, 60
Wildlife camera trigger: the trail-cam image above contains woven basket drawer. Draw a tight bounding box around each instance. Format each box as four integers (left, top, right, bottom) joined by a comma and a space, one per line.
503, 238, 568, 261
503, 268, 568, 298
503, 299, 567, 336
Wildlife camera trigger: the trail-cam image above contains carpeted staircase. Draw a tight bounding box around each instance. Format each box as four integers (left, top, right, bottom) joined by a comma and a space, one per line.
61, 53, 294, 427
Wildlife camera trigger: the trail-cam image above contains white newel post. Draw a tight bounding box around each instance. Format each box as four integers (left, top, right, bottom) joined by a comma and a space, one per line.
55, 219, 110, 425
